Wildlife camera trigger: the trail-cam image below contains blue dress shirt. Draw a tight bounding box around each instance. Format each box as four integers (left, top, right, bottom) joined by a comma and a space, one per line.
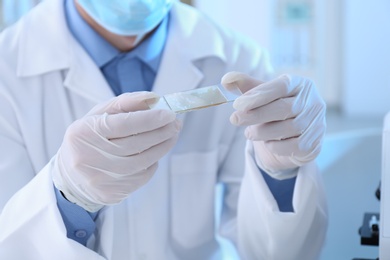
56, 0, 295, 247
260, 170, 296, 212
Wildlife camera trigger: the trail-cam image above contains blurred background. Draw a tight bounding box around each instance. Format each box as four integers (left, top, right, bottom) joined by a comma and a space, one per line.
1, 0, 389, 259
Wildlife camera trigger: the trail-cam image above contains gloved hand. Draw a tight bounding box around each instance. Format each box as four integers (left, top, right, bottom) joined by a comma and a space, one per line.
221, 72, 326, 180
52, 92, 181, 212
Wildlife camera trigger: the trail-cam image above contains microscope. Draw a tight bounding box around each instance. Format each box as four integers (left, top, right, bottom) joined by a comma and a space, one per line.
378, 113, 390, 259
352, 184, 379, 260
353, 113, 390, 260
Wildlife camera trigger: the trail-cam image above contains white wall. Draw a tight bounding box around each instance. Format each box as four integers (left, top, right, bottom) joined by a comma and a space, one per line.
194, 0, 343, 108
342, 0, 390, 117
193, 0, 272, 50
194, 0, 390, 117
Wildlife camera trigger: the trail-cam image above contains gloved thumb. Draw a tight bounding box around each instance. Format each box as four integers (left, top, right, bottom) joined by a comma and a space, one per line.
221, 71, 264, 94
87, 91, 160, 116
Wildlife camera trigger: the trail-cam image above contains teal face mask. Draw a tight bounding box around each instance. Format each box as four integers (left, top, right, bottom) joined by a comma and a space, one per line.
77, 0, 173, 36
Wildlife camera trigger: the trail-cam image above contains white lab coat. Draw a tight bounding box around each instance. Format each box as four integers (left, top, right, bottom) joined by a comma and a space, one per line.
0, 0, 328, 259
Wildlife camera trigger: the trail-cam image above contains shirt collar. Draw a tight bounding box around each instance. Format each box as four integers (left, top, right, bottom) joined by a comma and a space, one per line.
124, 16, 168, 73
64, 0, 168, 72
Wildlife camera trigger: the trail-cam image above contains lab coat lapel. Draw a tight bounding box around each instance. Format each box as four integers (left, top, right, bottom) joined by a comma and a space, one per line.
63, 41, 115, 104
16, 0, 114, 104
152, 2, 227, 96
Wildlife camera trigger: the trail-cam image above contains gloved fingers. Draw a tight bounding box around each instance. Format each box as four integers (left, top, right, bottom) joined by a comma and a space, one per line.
242, 90, 324, 140
125, 135, 179, 173
253, 141, 309, 172
61, 124, 178, 177
232, 74, 306, 112
221, 71, 263, 94
84, 134, 178, 176
244, 118, 305, 141
89, 170, 157, 205
88, 164, 158, 205
262, 118, 325, 158
93, 109, 177, 139
115, 165, 157, 192
86, 91, 160, 116
108, 120, 182, 155
230, 96, 302, 126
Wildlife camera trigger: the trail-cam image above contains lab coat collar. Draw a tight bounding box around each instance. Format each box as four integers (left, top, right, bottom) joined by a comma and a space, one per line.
152, 2, 227, 96
17, 0, 70, 78
16, 0, 227, 103
16, 0, 114, 103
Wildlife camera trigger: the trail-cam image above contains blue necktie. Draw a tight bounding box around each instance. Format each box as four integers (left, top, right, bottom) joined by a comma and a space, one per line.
101, 55, 155, 96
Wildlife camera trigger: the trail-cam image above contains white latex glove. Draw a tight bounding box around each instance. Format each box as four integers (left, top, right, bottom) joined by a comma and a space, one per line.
52, 92, 181, 212
221, 72, 326, 179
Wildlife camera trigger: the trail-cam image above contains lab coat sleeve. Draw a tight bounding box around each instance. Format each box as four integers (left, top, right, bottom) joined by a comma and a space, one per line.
0, 161, 105, 260
237, 141, 328, 260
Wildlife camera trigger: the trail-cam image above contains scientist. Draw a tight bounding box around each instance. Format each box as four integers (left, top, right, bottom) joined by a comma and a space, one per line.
0, 0, 327, 259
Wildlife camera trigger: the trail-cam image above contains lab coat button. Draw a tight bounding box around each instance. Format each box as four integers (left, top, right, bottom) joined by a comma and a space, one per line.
74, 229, 87, 238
